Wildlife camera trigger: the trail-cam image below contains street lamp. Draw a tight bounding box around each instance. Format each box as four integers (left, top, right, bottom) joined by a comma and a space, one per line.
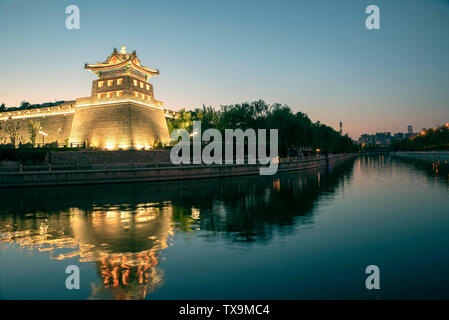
38, 130, 48, 147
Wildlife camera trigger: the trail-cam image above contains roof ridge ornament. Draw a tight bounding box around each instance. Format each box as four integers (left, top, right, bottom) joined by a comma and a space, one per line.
120, 45, 126, 54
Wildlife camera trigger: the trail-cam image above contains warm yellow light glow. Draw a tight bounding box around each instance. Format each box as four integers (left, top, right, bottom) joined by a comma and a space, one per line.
191, 208, 200, 220
107, 80, 113, 86
38, 131, 48, 136
98, 81, 104, 88
76, 99, 164, 110
133, 79, 138, 86
118, 144, 129, 150
105, 144, 115, 150
1, 110, 75, 121
140, 82, 144, 89
117, 78, 123, 85
316, 148, 321, 152
146, 84, 150, 90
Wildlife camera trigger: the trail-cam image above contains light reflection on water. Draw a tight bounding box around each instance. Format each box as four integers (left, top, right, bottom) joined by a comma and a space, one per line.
0, 155, 448, 299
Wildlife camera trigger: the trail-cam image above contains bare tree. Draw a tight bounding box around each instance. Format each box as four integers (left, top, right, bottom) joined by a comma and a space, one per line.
5, 121, 21, 146
28, 120, 42, 146
0, 121, 4, 144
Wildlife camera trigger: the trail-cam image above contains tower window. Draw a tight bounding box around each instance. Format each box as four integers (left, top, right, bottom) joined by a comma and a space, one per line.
98, 81, 104, 88
117, 78, 123, 85
134, 91, 138, 97
107, 80, 113, 86
133, 79, 138, 86
117, 91, 123, 97
146, 84, 150, 90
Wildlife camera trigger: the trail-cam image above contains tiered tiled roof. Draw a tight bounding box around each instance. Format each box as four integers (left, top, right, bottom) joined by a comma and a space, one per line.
85, 46, 159, 80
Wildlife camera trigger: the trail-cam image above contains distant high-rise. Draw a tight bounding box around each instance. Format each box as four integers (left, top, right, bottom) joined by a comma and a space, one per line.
339, 121, 342, 135
407, 125, 413, 135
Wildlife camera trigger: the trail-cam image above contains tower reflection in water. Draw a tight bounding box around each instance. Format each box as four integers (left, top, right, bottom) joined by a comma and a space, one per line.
0, 203, 174, 300
0, 158, 357, 299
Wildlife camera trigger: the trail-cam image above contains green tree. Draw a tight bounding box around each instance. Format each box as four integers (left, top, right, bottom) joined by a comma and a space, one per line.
167, 100, 357, 155
20, 101, 30, 108
391, 125, 449, 151
167, 109, 194, 134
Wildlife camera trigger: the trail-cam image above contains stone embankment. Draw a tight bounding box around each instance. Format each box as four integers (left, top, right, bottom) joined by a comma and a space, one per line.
0, 151, 356, 188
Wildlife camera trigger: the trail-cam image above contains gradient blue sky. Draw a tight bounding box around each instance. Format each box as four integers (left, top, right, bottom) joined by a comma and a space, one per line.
0, 0, 448, 138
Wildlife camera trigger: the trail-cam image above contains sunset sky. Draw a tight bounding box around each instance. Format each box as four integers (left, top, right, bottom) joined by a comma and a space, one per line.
0, 0, 448, 139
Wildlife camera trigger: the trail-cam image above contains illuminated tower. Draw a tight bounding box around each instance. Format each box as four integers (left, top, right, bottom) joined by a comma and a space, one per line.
69, 46, 170, 149
84, 45, 163, 106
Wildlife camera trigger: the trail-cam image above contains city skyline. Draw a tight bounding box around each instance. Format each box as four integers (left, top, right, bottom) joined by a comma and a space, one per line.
0, 0, 448, 139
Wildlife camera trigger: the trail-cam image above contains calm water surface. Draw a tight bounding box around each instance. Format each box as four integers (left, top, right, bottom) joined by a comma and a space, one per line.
0, 156, 448, 299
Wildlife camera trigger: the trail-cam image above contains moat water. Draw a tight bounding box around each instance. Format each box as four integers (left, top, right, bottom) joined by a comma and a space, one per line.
0, 155, 448, 299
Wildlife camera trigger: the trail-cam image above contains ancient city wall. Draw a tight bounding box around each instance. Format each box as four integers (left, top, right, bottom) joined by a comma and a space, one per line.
68, 102, 170, 148
0, 102, 76, 146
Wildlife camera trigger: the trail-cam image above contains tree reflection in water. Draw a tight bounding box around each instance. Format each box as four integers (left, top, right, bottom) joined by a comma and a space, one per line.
0, 157, 356, 299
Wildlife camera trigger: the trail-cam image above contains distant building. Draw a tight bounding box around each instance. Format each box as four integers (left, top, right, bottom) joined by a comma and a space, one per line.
393, 132, 404, 140
405, 125, 414, 138
358, 131, 403, 146
339, 121, 342, 135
